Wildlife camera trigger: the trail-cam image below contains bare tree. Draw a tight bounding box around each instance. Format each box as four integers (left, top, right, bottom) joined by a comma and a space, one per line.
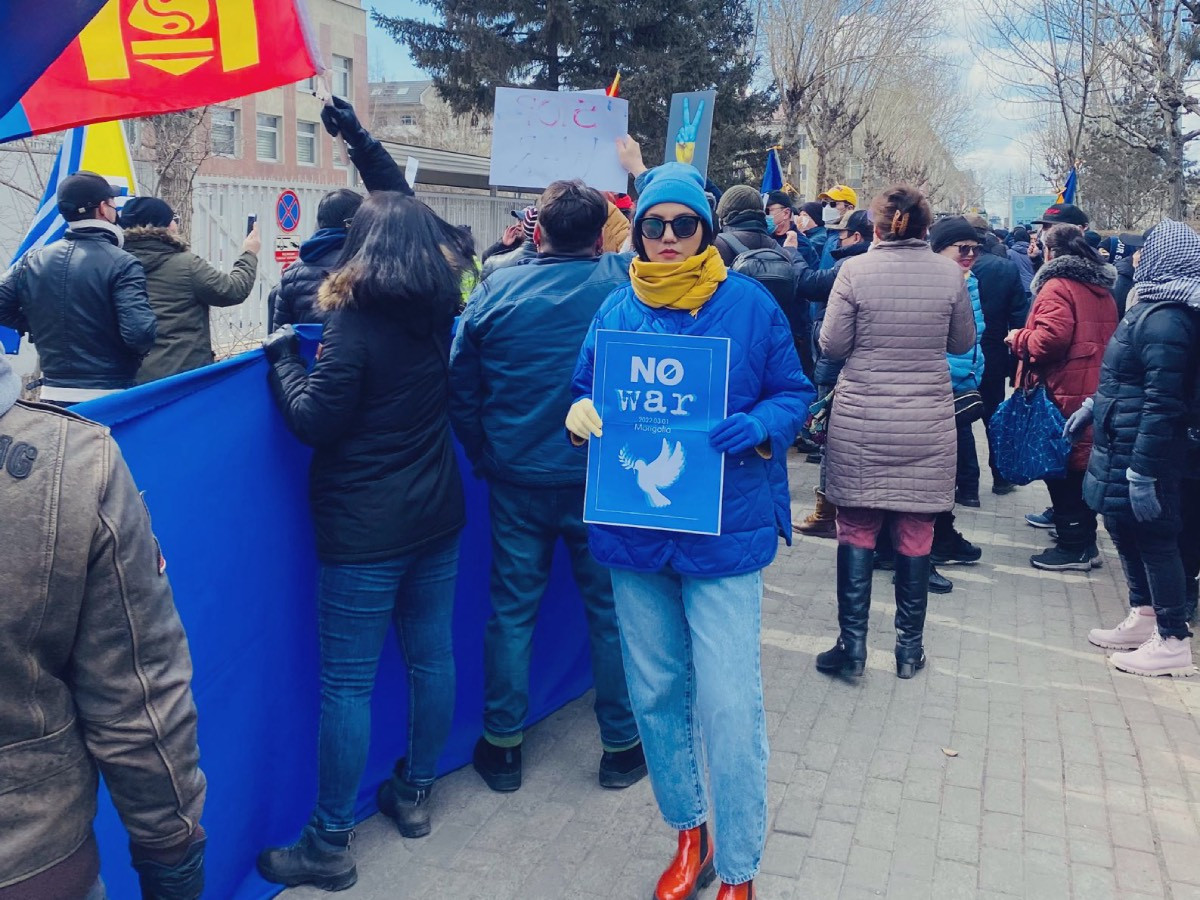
1092, 0, 1200, 217
144, 108, 212, 239
761, 0, 937, 188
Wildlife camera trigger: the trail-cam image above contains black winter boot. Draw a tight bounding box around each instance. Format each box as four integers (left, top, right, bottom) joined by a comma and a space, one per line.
257, 823, 356, 891
816, 545, 874, 676
377, 758, 433, 838
894, 554, 931, 679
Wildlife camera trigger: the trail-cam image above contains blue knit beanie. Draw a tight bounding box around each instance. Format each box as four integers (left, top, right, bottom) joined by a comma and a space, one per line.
634, 163, 714, 229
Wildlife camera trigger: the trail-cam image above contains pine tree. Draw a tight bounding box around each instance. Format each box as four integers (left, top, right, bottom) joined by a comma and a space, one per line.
373, 0, 774, 188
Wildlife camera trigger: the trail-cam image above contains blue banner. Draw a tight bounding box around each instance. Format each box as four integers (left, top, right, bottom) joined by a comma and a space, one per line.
75, 337, 593, 899
585, 330, 729, 535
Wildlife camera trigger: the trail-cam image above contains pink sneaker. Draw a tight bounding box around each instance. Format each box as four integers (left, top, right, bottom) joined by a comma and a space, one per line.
1111, 632, 1196, 677
1089, 607, 1157, 650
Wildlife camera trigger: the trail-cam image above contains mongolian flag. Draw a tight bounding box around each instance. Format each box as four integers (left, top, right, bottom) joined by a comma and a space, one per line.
606, 71, 622, 99
1, 0, 109, 117
0, 0, 321, 143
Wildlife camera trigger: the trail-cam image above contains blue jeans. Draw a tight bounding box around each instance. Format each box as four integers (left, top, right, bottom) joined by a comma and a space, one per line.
484, 481, 637, 750
609, 568, 768, 885
314, 535, 459, 833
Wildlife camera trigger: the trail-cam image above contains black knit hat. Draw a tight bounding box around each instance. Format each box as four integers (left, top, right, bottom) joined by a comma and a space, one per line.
119, 196, 174, 229
799, 201, 824, 225
765, 190, 793, 211
928, 216, 979, 253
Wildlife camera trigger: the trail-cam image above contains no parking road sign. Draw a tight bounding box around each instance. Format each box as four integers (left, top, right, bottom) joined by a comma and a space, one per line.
276, 189, 301, 233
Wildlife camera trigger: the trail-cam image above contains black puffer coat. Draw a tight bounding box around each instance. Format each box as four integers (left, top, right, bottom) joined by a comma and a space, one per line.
268, 228, 346, 331
1083, 300, 1198, 517
268, 269, 465, 564
0, 224, 155, 389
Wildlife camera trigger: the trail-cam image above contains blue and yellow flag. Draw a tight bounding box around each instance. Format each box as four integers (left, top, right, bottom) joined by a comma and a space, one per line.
2, 121, 138, 353
1056, 167, 1077, 205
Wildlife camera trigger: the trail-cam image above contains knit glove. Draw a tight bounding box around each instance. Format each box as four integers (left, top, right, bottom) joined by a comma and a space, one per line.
1063, 397, 1094, 442
709, 413, 768, 454
262, 325, 299, 364
566, 397, 603, 441
1127, 469, 1162, 523
319, 96, 371, 149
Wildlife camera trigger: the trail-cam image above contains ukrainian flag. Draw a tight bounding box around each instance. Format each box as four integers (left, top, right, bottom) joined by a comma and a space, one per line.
3, 120, 138, 353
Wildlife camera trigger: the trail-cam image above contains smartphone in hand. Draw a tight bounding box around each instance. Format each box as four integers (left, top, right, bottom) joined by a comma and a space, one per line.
246, 214, 257, 236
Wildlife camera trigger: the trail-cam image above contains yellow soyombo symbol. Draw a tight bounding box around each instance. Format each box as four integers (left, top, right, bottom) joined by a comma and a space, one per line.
78, 0, 260, 80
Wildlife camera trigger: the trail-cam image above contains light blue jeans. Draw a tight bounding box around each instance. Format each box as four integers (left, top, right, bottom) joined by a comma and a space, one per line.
609, 567, 768, 885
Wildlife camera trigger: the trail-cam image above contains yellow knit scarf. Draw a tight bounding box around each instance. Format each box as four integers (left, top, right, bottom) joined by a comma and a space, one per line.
630, 245, 727, 314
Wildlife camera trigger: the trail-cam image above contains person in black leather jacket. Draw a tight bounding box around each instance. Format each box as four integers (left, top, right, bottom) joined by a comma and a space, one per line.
257, 191, 475, 891
0, 171, 155, 404
268, 189, 362, 331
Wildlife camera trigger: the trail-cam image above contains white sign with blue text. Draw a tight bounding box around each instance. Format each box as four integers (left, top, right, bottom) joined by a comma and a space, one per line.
585, 330, 730, 535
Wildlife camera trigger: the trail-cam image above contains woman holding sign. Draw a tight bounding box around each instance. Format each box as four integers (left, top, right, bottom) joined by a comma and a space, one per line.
567, 158, 814, 900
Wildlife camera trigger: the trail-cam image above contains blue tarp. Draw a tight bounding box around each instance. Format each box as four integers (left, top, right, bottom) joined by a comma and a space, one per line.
76, 343, 594, 899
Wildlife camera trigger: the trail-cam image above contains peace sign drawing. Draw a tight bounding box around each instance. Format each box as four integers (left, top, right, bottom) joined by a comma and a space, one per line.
664, 91, 716, 179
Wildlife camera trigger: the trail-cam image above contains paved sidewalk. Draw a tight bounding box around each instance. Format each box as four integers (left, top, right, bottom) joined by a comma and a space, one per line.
284, 440, 1200, 899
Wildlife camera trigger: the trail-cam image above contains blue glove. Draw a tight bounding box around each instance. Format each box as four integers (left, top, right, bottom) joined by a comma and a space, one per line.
1063, 397, 1094, 442
709, 413, 768, 454
1127, 469, 1162, 523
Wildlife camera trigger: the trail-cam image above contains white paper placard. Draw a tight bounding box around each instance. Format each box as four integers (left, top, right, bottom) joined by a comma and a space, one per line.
489, 88, 630, 193
405, 155, 420, 187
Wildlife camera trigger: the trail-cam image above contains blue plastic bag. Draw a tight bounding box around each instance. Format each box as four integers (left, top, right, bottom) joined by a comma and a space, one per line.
988, 384, 1073, 485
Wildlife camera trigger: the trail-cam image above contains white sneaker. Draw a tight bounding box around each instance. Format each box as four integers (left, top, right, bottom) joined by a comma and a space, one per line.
1111, 632, 1196, 677
1088, 607, 1157, 650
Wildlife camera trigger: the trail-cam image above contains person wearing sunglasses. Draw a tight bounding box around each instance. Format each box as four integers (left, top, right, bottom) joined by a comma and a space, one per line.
927, 217, 987, 571
566, 161, 814, 900
1006, 223, 1118, 572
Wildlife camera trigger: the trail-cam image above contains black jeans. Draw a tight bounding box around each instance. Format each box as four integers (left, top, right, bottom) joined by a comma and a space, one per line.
1104, 510, 1191, 639
1044, 471, 1096, 550
956, 421, 980, 498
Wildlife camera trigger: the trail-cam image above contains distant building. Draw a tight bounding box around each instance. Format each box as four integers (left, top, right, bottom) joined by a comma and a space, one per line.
368, 80, 437, 138
197, 0, 368, 187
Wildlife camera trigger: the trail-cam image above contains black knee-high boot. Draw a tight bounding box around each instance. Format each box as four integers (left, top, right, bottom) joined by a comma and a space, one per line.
816, 544, 874, 676
894, 554, 930, 678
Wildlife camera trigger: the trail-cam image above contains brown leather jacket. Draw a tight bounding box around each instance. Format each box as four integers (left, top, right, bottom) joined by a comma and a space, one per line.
0, 399, 205, 890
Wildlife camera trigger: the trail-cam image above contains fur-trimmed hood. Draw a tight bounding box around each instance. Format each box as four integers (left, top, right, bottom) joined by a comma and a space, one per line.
317, 268, 354, 313
1031, 253, 1116, 296
122, 226, 189, 252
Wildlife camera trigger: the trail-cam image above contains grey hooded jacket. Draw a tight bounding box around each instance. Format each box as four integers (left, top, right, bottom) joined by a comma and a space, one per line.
0, 357, 205, 891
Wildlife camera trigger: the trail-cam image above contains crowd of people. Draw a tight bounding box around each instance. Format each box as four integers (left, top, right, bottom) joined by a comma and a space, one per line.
1, 94, 1198, 900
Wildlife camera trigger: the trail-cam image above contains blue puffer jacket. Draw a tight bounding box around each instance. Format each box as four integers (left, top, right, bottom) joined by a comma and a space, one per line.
450, 252, 633, 486
948, 272, 985, 392
571, 271, 815, 577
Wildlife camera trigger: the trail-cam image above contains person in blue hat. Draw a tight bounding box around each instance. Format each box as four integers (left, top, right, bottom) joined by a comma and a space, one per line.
566, 143, 814, 900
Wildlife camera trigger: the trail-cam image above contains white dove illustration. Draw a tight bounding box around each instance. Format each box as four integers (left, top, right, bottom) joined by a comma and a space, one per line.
619, 439, 685, 508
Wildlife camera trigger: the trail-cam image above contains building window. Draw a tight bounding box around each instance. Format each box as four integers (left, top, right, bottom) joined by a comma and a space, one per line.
332, 55, 353, 99
298, 75, 316, 93
211, 107, 238, 157
122, 119, 141, 151
796, 133, 808, 150
297, 120, 318, 165
797, 164, 808, 184
256, 113, 279, 162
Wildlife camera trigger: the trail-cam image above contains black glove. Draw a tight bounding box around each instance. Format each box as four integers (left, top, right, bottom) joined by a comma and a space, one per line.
131, 836, 205, 900
320, 96, 370, 149
262, 324, 299, 364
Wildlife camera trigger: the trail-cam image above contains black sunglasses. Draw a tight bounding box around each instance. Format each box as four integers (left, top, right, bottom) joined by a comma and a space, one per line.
638, 215, 702, 241
953, 244, 981, 258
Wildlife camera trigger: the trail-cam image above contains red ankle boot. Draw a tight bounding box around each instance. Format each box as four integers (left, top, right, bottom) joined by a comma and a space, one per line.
655, 824, 715, 900
716, 880, 755, 899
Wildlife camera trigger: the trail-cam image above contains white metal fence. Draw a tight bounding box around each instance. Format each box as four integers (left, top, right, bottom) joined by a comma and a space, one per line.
192, 177, 529, 358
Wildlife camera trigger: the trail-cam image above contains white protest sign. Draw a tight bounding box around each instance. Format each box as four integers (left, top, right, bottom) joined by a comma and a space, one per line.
405, 156, 420, 187
489, 88, 630, 193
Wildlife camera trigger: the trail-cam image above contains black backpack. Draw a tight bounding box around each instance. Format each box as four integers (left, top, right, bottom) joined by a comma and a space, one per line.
719, 232, 796, 312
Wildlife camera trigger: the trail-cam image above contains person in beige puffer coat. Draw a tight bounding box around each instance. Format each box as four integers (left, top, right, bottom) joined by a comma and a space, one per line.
815, 185, 977, 681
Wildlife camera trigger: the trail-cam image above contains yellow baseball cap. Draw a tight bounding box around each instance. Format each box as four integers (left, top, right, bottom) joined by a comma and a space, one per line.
817, 184, 858, 206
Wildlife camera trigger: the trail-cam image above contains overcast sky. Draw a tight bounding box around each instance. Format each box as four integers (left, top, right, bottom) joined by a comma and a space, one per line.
364, 0, 1059, 208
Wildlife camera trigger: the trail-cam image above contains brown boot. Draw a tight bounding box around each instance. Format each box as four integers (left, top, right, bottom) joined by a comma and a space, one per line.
794, 489, 837, 538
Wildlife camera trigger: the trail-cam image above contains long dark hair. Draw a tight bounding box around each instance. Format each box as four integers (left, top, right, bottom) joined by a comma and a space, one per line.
333, 192, 470, 326
1042, 223, 1104, 265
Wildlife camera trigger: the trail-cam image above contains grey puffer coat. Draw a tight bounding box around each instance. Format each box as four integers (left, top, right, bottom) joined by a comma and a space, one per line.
819, 239, 977, 512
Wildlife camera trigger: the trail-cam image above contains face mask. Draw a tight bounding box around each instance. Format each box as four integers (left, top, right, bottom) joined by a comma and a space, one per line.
766, 214, 776, 230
